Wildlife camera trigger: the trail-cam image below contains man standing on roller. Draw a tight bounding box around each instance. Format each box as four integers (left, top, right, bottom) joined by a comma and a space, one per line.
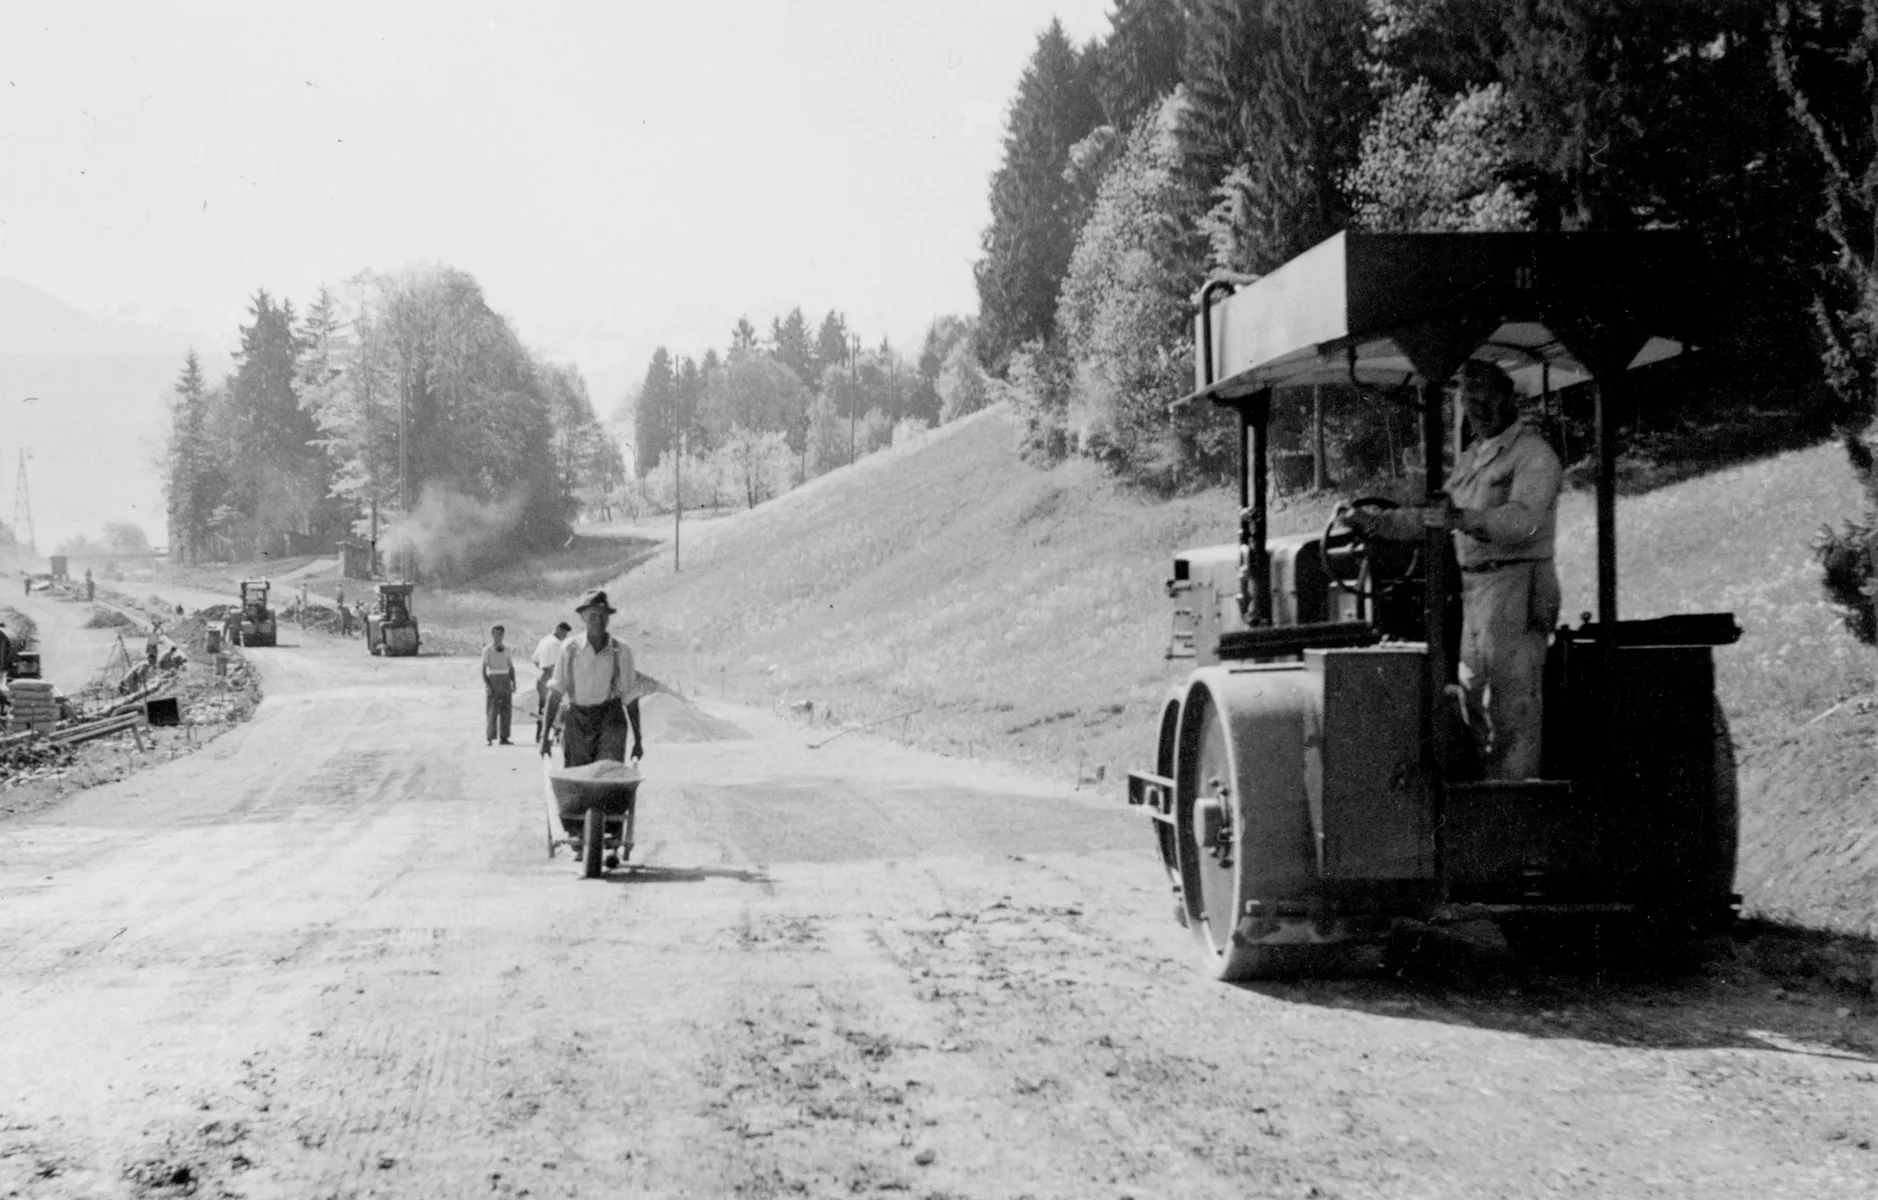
1343, 359, 1563, 780
551, 590, 644, 768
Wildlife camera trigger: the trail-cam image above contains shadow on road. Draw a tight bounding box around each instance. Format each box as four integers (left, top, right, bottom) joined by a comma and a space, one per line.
600, 863, 772, 887
1237, 919, 1878, 1060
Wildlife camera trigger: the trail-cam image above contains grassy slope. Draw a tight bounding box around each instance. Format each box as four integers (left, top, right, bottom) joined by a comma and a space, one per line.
610, 404, 1875, 936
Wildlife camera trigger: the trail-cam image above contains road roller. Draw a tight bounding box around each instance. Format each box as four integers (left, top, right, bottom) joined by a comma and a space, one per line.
1126, 231, 1740, 979
364, 582, 421, 657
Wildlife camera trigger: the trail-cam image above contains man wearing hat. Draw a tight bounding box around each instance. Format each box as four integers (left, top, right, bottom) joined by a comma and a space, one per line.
1343, 359, 1563, 780
551, 590, 644, 767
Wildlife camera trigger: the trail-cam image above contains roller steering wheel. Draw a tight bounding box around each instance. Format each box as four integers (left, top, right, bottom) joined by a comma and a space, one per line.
1321, 496, 1422, 607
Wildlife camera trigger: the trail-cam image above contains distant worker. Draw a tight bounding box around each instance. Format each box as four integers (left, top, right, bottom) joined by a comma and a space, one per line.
1342, 360, 1563, 780
482, 624, 517, 746
552, 590, 644, 768
335, 583, 347, 635
84, 568, 94, 602
298, 582, 309, 629
533, 620, 572, 752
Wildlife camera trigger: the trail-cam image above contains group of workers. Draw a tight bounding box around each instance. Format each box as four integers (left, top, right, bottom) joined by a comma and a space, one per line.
478, 588, 644, 769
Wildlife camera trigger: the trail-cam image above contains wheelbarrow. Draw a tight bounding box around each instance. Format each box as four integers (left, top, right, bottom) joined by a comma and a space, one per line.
544, 759, 642, 878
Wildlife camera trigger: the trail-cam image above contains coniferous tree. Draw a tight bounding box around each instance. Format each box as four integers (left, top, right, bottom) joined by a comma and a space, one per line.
1183, 0, 1371, 274
769, 307, 816, 389
730, 317, 759, 354
814, 310, 850, 380
974, 19, 1106, 371
1099, 0, 1189, 128
634, 347, 676, 475
163, 349, 219, 564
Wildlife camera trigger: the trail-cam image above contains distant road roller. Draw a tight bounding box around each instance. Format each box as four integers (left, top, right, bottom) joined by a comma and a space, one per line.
225, 579, 277, 648
1126, 231, 1739, 979
364, 582, 421, 657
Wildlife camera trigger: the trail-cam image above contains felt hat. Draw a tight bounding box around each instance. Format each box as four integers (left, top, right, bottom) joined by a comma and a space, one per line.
574, 589, 617, 615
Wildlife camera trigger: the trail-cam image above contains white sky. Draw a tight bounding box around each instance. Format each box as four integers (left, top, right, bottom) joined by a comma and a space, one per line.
1, 0, 1114, 404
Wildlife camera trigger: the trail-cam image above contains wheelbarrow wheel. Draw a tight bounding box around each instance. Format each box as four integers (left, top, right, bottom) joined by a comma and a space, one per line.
582, 807, 604, 878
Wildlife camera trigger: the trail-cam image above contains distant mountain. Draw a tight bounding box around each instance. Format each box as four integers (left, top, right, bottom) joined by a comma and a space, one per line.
0, 277, 223, 549
0, 277, 207, 358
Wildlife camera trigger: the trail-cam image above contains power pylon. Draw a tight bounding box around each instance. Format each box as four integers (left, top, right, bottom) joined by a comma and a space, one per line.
13, 450, 35, 552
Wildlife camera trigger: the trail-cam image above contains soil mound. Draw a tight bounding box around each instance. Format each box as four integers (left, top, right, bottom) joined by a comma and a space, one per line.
638, 693, 749, 742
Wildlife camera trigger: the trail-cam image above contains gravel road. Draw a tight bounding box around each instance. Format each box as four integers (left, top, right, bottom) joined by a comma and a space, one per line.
2, 618, 1875, 1198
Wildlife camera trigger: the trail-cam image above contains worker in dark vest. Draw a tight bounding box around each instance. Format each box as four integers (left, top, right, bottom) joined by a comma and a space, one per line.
551, 590, 644, 768
1344, 360, 1563, 780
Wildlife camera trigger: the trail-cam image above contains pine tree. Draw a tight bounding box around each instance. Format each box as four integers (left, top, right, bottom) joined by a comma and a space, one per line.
974, 19, 1107, 370
768, 307, 815, 388
634, 347, 676, 475
1183, 0, 1371, 274
730, 317, 759, 354
814, 310, 850, 380
163, 349, 217, 564
1099, 0, 1188, 128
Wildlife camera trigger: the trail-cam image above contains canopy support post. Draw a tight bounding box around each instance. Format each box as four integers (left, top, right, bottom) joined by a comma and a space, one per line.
1238, 390, 1273, 626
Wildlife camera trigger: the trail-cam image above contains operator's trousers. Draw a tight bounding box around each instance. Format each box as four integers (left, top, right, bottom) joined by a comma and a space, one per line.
485, 683, 513, 743
1457, 559, 1561, 781
563, 698, 628, 768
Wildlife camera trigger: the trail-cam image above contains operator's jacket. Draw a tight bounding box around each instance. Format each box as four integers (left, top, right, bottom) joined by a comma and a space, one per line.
1371, 417, 1563, 779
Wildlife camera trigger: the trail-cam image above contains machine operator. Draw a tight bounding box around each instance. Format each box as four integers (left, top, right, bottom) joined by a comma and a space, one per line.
1343, 359, 1563, 780
551, 590, 644, 769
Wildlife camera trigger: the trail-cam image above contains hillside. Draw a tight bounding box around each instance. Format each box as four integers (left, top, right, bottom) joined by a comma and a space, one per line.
608, 406, 1875, 937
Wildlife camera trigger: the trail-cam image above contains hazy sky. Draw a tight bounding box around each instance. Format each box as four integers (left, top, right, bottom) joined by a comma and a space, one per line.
0, 0, 1115, 408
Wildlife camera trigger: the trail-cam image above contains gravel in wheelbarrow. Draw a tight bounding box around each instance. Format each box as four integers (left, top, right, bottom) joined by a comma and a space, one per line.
548, 759, 641, 820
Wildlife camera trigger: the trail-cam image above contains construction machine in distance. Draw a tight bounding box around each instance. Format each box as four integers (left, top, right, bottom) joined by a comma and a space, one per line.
1126, 231, 1739, 979
224, 579, 277, 648
364, 582, 420, 657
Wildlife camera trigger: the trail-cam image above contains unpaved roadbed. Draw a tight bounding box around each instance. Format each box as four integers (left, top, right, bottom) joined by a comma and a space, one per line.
1, 632, 1874, 1198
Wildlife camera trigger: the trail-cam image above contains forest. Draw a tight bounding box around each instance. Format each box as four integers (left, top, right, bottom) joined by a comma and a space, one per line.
161, 267, 622, 580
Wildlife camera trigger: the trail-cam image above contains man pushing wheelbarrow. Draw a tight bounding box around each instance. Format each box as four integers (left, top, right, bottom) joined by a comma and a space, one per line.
544, 589, 648, 876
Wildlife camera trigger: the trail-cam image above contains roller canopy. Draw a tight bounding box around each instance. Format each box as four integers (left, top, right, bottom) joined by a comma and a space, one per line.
1187, 231, 1701, 405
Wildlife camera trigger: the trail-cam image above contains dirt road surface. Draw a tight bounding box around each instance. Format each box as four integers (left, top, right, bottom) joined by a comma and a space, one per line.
3, 620, 1875, 1198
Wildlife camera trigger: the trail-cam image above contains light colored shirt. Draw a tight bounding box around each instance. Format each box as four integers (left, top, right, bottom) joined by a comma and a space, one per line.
553, 632, 635, 707
1372, 418, 1562, 568
481, 644, 515, 682
532, 633, 563, 672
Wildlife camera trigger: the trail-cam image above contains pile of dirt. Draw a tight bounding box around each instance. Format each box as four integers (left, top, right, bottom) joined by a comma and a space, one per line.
639, 693, 750, 742
82, 606, 138, 630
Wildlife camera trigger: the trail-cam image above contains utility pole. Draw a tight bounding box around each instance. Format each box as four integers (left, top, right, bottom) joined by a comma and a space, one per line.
12, 449, 34, 553
1311, 383, 1327, 491
1, 396, 35, 549
673, 404, 682, 573
398, 378, 412, 581
848, 332, 860, 467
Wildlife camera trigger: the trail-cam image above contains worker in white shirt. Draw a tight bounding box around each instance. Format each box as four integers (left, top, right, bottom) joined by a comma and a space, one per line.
533, 620, 572, 752
551, 590, 643, 768
481, 624, 517, 746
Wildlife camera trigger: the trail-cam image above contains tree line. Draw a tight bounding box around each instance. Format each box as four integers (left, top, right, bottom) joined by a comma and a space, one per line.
162, 267, 624, 579
628, 308, 989, 512
971, 0, 1853, 487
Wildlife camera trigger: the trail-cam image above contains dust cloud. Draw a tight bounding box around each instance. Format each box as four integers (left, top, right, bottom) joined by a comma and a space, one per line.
380, 484, 529, 581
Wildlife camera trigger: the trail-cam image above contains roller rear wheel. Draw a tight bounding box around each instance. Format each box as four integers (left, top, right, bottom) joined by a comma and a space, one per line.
582, 807, 604, 878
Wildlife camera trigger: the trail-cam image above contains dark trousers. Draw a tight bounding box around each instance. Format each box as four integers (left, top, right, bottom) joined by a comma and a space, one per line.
486, 685, 513, 743
563, 698, 627, 767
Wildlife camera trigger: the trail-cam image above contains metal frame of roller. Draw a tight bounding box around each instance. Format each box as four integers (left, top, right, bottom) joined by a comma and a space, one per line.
1126, 232, 1741, 980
